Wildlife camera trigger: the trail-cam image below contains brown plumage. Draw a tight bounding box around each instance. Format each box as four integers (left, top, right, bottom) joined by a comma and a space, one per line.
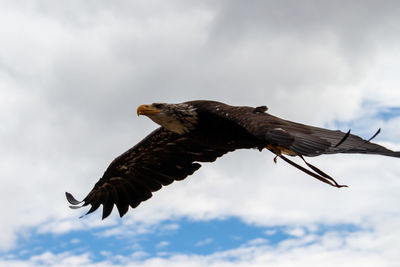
66, 100, 400, 219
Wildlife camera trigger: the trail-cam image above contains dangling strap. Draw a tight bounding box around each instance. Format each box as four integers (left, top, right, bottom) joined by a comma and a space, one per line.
279, 155, 348, 188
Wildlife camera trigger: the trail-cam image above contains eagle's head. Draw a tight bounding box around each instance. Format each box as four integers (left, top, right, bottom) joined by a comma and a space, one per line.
137, 103, 198, 134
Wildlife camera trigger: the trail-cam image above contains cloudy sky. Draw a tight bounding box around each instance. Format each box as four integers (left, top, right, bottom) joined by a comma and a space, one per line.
1, 0, 400, 266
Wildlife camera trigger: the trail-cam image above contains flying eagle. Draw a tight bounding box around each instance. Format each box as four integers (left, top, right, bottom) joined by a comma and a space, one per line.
66, 100, 400, 219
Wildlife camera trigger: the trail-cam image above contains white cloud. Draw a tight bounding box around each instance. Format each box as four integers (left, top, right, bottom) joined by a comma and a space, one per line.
0, 2, 400, 266
285, 227, 306, 238
195, 238, 213, 247
70, 239, 80, 244
264, 229, 277, 236
155, 241, 170, 249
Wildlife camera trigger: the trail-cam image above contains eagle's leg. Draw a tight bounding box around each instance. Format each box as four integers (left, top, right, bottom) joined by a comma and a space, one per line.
266, 145, 297, 164
266, 145, 282, 163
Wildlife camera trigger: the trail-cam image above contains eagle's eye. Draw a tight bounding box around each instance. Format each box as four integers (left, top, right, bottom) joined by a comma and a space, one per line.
153, 104, 163, 109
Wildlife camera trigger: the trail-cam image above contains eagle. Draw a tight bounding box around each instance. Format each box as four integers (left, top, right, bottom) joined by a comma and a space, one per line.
66, 100, 400, 219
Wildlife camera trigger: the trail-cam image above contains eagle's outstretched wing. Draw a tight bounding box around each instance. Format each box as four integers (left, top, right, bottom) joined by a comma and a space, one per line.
261, 116, 400, 158
195, 101, 400, 158
196, 102, 400, 187
231, 110, 400, 187
66, 128, 234, 219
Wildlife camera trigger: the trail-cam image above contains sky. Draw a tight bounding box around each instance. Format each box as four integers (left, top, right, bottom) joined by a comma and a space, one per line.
1, 0, 400, 266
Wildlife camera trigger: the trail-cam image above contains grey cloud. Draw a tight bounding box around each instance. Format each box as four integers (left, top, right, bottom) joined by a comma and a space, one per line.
211, 1, 400, 47
18, 0, 398, 126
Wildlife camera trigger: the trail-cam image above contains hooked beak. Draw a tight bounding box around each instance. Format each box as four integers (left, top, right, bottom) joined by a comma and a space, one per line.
137, 104, 161, 116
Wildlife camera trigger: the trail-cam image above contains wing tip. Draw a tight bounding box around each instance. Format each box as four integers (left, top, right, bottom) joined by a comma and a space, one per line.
391, 151, 400, 158
102, 206, 114, 220
65, 192, 82, 206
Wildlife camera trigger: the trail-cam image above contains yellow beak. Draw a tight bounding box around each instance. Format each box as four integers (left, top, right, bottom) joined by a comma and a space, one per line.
137, 104, 161, 116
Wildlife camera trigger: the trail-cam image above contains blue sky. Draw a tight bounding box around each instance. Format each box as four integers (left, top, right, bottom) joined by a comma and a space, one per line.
1, 1, 400, 266
5, 217, 363, 264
